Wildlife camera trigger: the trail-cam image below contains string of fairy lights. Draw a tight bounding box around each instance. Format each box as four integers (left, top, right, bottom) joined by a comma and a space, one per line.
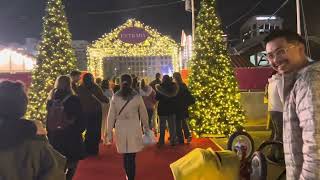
26, 0, 244, 137
87, 19, 179, 78
188, 0, 245, 136
26, 0, 77, 121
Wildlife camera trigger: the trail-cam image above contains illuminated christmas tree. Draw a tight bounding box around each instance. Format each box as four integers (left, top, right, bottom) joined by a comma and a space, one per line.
26, 0, 76, 121
188, 0, 245, 136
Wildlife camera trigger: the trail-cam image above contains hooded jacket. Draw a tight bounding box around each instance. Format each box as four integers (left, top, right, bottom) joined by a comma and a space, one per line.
0, 118, 66, 180
155, 82, 179, 116
267, 73, 283, 112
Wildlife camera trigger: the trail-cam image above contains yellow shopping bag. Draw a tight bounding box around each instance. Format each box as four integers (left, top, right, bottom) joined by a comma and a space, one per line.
170, 148, 240, 180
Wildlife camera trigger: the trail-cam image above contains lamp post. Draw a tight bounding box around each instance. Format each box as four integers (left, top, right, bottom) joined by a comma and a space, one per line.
185, 0, 196, 42
191, 0, 195, 42
296, 0, 301, 35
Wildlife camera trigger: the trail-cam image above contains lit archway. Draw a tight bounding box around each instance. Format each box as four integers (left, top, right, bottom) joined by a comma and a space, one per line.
87, 19, 179, 78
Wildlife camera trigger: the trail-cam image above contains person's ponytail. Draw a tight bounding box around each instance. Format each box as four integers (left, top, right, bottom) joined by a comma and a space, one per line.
120, 74, 133, 99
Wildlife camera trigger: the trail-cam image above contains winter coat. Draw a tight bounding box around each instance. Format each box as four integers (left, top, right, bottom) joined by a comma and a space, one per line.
0, 118, 66, 180
107, 90, 149, 153
46, 90, 86, 161
175, 83, 195, 119
77, 83, 109, 113
267, 74, 283, 112
283, 61, 320, 180
139, 85, 157, 110
155, 82, 179, 116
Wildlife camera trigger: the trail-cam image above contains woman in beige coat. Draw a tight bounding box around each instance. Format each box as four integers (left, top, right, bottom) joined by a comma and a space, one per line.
106, 74, 149, 180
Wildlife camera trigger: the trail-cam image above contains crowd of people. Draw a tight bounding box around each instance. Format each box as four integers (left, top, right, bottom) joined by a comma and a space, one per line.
0, 69, 195, 180
0, 29, 319, 180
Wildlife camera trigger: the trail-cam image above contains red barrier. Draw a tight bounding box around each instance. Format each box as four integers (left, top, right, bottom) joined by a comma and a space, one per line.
0, 72, 32, 88
181, 69, 189, 84
234, 67, 274, 91
181, 67, 273, 91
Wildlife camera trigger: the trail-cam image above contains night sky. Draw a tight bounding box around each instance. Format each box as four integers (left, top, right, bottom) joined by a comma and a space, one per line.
0, 0, 318, 44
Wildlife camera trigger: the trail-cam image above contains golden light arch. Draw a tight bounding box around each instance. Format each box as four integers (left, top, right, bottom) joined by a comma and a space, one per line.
87, 19, 180, 78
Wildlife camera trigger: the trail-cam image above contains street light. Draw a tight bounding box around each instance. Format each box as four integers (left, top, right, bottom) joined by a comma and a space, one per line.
296, 0, 301, 35
185, 0, 196, 42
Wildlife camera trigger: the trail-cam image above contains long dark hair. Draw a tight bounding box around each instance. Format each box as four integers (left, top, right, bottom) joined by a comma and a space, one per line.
173, 72, 183, 84
119, 74, 133, 98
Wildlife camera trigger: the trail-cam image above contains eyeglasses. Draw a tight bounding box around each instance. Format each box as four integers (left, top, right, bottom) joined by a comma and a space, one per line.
266, 45, 296, 60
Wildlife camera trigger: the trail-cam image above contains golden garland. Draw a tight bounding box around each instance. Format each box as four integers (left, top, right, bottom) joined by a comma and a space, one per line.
87, 19, 179, 77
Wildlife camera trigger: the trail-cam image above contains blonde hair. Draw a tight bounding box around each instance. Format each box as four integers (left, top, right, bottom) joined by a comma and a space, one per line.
48, 75, 74, 99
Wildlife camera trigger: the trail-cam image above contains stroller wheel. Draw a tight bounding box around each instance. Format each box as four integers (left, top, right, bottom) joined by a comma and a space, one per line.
250, 151, 267, 180
227, 130, 254, 159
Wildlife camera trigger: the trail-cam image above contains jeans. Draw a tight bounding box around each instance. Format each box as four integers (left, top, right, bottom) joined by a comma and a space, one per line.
123, 153, 136, 180
147, 109, 154, 129
182, 118, 191, 139
159, 115, 176, 145
176, 113, 191, 143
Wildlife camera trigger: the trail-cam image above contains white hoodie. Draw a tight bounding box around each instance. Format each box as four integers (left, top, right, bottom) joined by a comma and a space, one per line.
267, 73, 283, 112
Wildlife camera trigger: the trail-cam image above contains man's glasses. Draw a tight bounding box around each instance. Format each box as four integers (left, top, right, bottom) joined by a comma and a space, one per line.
266, 45, 296, 60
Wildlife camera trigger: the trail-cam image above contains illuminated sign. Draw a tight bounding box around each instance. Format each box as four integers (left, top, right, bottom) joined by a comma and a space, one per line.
118, 27, 149, 44
256, 16, 276, 21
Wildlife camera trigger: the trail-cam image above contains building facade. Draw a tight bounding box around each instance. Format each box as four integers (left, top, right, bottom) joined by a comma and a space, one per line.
0, 48, 35, 73
72, 40, 89, 71
180, 30, 193, 70
234, 15, 283, 66
0, 38, 89, 71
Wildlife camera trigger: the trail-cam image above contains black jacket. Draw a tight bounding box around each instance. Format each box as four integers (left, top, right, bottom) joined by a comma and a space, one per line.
46, 90, 86, 161
155, 82, 179, 116
175, 83, 195, 119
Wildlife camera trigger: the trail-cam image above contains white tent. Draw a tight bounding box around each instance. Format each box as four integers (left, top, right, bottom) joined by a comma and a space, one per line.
0, 48, 35, 73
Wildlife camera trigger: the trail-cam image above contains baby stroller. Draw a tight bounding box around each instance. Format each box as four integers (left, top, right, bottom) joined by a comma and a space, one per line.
227, 129, 286, 180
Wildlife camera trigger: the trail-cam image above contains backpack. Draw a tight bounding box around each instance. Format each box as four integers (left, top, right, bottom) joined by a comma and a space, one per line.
46, 95, 74, 131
